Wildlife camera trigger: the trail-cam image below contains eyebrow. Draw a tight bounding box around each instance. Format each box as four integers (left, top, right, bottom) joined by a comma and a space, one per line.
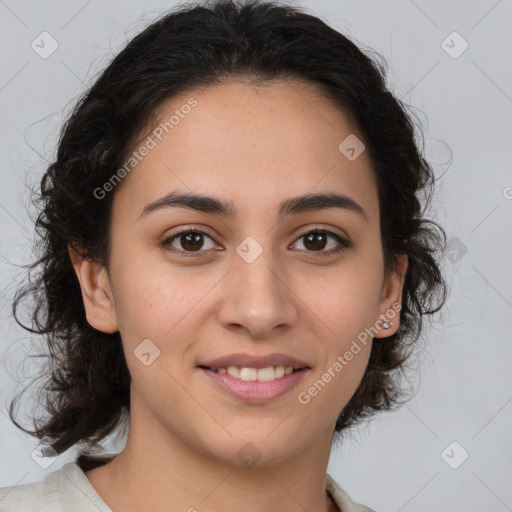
137, 191, 368, 224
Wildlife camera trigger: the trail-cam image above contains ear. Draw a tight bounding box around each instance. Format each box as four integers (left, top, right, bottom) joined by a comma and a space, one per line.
373, 254, 408, 338
68, 244, 119, 333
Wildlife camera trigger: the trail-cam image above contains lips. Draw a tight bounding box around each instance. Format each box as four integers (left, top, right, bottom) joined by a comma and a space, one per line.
198, 352, 310, 371
199, 366, 309, 402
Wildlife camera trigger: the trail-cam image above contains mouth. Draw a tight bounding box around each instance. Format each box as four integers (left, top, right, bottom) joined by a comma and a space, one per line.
196, 352, 310, 402
197, 364, 308, 382
197, 364, 310, 403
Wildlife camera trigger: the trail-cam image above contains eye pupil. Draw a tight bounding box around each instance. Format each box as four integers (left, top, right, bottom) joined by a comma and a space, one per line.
181, 233, 203, 251
304, 232, 327, 251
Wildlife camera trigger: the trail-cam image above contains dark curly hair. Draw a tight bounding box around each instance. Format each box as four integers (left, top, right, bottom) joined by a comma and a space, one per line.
8, 0, 447, 465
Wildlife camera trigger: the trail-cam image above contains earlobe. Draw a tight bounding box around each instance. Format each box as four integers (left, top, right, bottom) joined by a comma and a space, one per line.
374, 254, 408, 338
68, 244, 119, 333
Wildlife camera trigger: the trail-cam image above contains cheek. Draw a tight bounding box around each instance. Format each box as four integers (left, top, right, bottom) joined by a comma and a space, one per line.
109, 254, 207, 338
295, 263, 379, 408
294, 339, 371, 436
301, 264, 383, 339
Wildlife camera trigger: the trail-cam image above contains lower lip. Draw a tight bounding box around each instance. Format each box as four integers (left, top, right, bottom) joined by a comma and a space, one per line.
198, 367, 309, 403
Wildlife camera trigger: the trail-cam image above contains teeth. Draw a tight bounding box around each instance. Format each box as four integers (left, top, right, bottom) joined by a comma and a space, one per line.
226, 366, 241, 378
256, 367, 276, 381
239, 367, 257, 381
214, 365, 297, 381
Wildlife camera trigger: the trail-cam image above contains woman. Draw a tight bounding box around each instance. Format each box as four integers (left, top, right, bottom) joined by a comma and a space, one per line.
0, 0, 447, 510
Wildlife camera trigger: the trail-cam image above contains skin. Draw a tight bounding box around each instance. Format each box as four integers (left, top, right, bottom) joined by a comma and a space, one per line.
69, 79, 407, 512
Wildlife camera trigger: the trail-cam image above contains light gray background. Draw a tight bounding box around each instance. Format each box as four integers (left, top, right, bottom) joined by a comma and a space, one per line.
1, 1, 511, 511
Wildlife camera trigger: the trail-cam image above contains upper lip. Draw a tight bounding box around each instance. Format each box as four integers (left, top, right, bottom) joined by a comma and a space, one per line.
198, 353, 310, 370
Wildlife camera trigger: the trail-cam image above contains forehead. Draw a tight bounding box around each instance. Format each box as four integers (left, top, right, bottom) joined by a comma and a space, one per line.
114, 79, 378, 221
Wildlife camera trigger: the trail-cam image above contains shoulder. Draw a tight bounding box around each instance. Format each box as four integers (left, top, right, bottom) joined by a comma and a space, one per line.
326, 473, 377, 512
0, 468, 61, 512
0, 461, 112, 512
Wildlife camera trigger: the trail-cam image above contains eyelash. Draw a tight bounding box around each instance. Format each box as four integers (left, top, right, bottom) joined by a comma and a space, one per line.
161, 226, 351, 257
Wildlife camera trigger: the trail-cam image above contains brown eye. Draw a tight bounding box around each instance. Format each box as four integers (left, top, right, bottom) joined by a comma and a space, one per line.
162, 229, 217, 253
292, 229, 350, 255
303, 232, 328, 251
178, 232, 204, 251
161, 227, 350, 257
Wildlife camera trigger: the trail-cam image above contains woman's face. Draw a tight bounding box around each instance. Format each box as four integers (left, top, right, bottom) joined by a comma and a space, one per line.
75, 79, 406, 466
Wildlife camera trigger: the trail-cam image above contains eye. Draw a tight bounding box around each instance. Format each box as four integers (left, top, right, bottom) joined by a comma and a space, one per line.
161, 228, 219, 254
291, 228, 351, 255
161, 226, 351, 256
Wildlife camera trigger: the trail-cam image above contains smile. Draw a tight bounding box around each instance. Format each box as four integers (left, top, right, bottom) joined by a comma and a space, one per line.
198, 366, 309, 403
204, 365, 299, 381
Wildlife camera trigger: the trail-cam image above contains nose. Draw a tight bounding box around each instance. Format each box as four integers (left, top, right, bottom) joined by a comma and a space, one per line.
216, 247, 299, 338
